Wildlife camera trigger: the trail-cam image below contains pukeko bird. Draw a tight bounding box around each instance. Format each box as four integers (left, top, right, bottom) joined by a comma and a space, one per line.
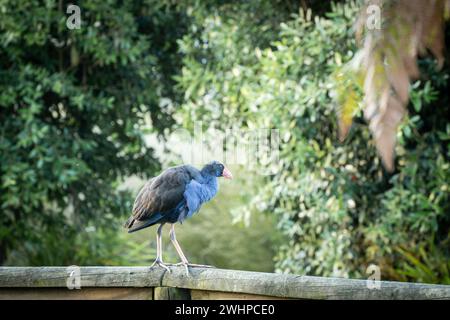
124, 161, 232, 275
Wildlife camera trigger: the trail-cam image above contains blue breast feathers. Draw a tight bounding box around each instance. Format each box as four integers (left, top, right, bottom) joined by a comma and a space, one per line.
182, 176, 218, 220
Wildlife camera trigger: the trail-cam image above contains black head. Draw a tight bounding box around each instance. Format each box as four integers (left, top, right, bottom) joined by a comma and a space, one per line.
201, 161, 233, 179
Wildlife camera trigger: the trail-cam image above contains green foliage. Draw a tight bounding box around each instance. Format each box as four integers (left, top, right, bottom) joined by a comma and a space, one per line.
0, 0, 187, 265
175, 1, 450, 282
6, 220, 157, 266
1, 0, 448, 285
394, 235, 450, 285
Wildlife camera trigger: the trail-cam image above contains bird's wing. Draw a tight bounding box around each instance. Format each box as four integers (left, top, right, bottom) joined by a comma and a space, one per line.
131, 165, 198, 222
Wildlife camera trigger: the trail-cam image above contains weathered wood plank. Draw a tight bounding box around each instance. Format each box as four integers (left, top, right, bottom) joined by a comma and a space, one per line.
161, 267, 450, 300
0, 288, 153, 300
190, 290, 290, 300
0, 266, 164, 288
0, 266, 449, 300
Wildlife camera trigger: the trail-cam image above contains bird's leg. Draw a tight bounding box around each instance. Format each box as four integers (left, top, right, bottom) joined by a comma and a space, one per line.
169, 224, 189, 275
150, 224, 171, 273
169, 224, 213, 275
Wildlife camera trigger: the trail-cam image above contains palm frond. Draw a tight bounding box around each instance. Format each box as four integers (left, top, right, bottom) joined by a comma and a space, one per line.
336, 0, 449, 171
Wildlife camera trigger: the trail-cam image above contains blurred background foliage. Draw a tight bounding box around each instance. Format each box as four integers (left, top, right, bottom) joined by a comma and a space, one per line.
1, 0, 449, 284
0, 0, 182, 265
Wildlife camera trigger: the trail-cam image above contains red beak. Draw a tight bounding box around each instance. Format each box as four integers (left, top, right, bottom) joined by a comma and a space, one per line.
222, 166, 233, 179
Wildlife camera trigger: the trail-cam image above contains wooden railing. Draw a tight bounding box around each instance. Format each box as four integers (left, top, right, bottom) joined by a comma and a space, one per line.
0, 266, 449, 300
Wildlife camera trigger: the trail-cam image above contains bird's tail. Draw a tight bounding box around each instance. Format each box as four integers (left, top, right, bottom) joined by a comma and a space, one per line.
123, 213, 163, 233
123, 216, 135, 229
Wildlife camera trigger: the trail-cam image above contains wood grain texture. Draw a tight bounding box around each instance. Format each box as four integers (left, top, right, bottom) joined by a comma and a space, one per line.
0, 266, 164, 288
1, 266, 449, 300
0, 288, 153, 300
190, 290, 289, 300
161, 267, 450, 300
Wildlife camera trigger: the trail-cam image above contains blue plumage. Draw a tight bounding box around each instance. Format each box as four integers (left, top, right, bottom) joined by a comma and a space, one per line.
182, 172, 218, 221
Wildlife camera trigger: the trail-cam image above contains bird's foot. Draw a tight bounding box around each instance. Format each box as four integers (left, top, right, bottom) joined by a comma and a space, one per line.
173, 262, 214, 276
177, 262, 214, 268
150, 259, 171, 273
173, 262, 214, 268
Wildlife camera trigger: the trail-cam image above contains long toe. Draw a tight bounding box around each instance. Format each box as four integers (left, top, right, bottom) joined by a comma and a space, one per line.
150, 259, 171, 273
173, 262, 214, 276
172, 262, 191, 276
173, 262, 213, 268
187, 263, 214, 268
